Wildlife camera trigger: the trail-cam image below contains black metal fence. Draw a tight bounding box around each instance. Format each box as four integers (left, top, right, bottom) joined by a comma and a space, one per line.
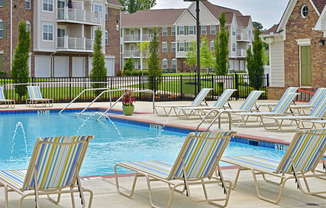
0, 74, 269, 104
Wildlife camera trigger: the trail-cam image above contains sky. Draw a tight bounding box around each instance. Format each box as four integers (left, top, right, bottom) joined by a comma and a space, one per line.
152, 0, 289, 30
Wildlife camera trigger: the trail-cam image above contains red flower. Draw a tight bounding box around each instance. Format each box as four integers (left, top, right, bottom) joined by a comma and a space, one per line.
122, 90, 135, 106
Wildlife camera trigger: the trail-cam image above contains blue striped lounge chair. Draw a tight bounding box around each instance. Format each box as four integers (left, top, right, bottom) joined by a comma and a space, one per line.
176, 89, 237, 118
115, 131, 236, 207
235, 92, 299, 126
256, 87, 299, 111
289, 88, 326, 115
0, 86, 15, 108
221, 129, 326, 204
154, 88, 212, 116
26, 86, 54, 107
0, 135, 94, 208
262, 94, 326, 130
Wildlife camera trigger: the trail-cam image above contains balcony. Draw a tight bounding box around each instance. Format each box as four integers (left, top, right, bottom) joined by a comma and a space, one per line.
237, 49, 247, 57
142, 33, 153, 41
57, 7, 102, 26
237, 33, 252, 42
124, 50, 141, 57
57, 37, 94, 52
123, 35, 141, 42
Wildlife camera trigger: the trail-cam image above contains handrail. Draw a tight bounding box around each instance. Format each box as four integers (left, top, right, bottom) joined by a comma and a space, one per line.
96, 89, 155, 121
59, 88, 109, 114
196, 110, 232, 132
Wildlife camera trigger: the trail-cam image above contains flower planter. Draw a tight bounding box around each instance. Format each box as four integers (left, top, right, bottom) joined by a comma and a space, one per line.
122, 105, 134, 116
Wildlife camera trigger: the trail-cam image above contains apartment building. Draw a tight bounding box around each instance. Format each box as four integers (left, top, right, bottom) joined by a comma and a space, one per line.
120, 0, 254, 72
0, 0, 121, 77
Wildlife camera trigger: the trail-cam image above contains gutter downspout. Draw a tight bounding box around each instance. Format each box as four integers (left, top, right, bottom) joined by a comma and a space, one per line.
10, 0, 12, 71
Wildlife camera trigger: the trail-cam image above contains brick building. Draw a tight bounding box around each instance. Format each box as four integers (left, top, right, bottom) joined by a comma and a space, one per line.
262, 0, 326, 99
120, 1, 254, 72
0, 0, 122, 77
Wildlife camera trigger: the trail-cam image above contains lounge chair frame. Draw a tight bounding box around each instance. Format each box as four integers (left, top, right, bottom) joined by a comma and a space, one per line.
26, 86, 53, 107
0, 86, 15, 108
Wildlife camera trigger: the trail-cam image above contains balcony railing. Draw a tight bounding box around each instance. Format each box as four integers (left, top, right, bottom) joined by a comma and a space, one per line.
237, 33, 252, 41
237, 49, 247, 57
124, 35, 141, 42
142, 33, 153, 41
124, 50, 141, 57
57, 7, 102, 25
57, 37, 94, 51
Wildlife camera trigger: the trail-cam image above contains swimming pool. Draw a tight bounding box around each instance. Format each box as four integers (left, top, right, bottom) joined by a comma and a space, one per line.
0, 110, 286, 176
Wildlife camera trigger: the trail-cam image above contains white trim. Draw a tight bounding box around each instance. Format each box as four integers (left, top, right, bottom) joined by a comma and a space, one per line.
309, 0, 320, 16
301, 5, 309, 18
42, 0, 54, 13
296, 38, 311, 46
42, 23, 54, 42
299, 45, 312, 87
0, 51, 3, 54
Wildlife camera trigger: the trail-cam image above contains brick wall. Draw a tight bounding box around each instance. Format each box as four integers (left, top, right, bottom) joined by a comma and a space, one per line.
159, 27, 176, 70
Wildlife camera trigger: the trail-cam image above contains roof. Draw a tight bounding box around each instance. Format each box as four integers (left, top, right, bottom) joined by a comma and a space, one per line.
236, 16, 250, 27
311, 0, 326, 13
121, 9, 186, 27
262, 24, 280, 35
106, 0, 122, 7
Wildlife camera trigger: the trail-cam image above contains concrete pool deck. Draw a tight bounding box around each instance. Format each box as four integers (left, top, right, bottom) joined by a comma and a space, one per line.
1, 100, 326, 207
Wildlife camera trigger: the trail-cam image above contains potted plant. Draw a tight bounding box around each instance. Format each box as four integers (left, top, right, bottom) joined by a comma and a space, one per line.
121, 90, 135, 116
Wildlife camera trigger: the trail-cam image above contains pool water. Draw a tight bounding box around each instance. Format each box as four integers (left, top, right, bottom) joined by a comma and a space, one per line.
0, 112, 285, 176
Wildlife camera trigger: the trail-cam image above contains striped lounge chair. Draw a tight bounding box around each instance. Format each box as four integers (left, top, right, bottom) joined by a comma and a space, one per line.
0, 86, 15, 108
26, 86, 53, 107
115, 131, 236, 207
0, 135, 94, 208
262, 95, 326, 130
256, 87, 299, 111
154, 88, 212, 116
221, 129, 326, 204
234, 92, 299, 126
176, 89, 237, 119
289, 88, 326, 115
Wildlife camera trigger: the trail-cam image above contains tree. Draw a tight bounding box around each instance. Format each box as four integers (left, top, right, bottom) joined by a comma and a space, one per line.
147, 28, 162, 91
214, 12, 229, 75
123, 57, 133, 76
200, 36, 214, 73
253, 21, 263, 31
246, 28, 265, 89
90, 27, 107, 96
137, 41, 150, 70
11, 21, 31, 99
184, 40, 197, 73
120, 0, 156, 14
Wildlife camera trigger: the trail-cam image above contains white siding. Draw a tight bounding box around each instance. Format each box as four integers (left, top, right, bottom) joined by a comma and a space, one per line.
270, 40, 285, 87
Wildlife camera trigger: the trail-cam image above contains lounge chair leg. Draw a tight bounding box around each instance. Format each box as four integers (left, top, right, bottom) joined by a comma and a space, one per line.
47, 192, 61, 204
4, 184, 8, 208
114, 164, 139, 198
167, 185, 177, 208
145, 174, 159, 208
70, 186, 76, 208
201, 179, 208, 200
231, 167, 243, 189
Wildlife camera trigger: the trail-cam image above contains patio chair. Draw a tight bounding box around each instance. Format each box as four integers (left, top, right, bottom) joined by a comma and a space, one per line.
154, 88, 212, 116
234, 92, 299, 126
115, 131, 236, 207
262, 95, 326, 130
256, 87, 299, 111
289, 88, 326, 115
0, 86, 15, 108
0, 135, 94, 208
26, 86, 53, 107
221, 129, 326, 204
175, 89, 237, 119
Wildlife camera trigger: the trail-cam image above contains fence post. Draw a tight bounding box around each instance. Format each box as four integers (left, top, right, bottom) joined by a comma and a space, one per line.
180, 75, 183, 101
69, 77, 72, 100
256, 74, 260, 90
234, 73, 239, 100
139, 75, 141, 100
266, 74, 269, 87
194, 74, 197, 96
211, 74, 214, 100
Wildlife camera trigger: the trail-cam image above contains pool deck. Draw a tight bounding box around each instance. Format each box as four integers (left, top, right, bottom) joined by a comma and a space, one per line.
1, 100, 326, 207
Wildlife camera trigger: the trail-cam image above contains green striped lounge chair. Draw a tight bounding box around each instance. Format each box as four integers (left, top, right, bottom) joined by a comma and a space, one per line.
221, 129, 326, 204
262, 94, 326, 130
26, 86, 54, 107
256, 87, 299, 111
0, 135, 94, 208
176, 89, 237, 119
115, 131, 236, 207
235, 92, 299, 126
290, 88, 326, 115
0, 86, 15, 108
154, 88, 212, 116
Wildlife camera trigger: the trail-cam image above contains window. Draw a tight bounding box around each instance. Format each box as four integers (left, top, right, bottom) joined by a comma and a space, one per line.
179, 42, 185, 52
94, 4, 103, 19
201, 26, 206, 35
210, 25, 216, 34
0, 20, 3, 38
210, 41, 214, 51
162, 59, 168, 69
171, 42, 176, 52
43, 0, 53, 12
0, 53, 3, 72
25, 0, 31, 9
162, 42, 167, 52
0, 0, 3, 7
42, 23, 53, 41
171, 27, 175, 36
188, 26, 194, 35
178, 26, 184, 35
172, 59, 177, 70
301, 5, 308, 18
105, 30, 108, 45
26, 21, 31, 32
162, 27, 167, 36
232, 42, 236, 52
105, 7, 109, 20
232, 27, 236, 36
149, 29, 153, 37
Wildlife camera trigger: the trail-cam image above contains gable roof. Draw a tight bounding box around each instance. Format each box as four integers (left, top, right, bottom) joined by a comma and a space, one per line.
236, 15, 251, 27
312, 0, 326, 13
262, 24, 280, 35
121, 9, 186, 27
106, 0, 122, 7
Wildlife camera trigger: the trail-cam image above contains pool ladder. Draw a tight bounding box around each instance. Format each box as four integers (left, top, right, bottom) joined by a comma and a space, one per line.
196, 110, 232, 132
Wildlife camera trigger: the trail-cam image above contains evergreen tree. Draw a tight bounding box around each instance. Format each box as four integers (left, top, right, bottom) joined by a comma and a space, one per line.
200, 35, 214, 73
246, 28, 265, 89
11, 21, 31, 99
184, 40, 197, 73
90, 27, 107, 96
147, 28, 162, 91
120, 0, 156, 14
123, 57, 133, 76
214, 12, 229, 75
